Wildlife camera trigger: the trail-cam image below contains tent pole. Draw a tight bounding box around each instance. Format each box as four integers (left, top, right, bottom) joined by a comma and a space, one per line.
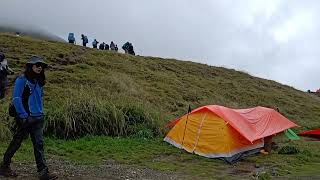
181, 105, 192, 147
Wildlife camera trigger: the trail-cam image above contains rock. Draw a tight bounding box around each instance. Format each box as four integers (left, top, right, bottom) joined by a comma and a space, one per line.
271, 168, 277, 176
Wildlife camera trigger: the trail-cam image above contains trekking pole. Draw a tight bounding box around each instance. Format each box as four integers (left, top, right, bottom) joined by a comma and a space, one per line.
181, 105, 192, 147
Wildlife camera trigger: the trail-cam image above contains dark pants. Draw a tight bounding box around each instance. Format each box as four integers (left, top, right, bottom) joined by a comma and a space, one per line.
82, 42, 87, 47
2, 118, 47, 172
0, 86, 5, 99
0, 78, 8, 99
68, 40, 75, 44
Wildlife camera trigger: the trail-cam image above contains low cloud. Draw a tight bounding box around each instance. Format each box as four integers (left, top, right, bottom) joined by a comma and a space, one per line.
0, 0, 319, 91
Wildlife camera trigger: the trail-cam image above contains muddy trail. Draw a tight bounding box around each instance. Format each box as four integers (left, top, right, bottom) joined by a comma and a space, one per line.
1, 158, 319, 179
1, 159, 190, 180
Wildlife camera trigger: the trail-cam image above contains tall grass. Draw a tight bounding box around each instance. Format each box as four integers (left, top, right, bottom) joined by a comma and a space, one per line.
1, 33, 320, 141
0, 100, 12, 140
45, 87, 164, 139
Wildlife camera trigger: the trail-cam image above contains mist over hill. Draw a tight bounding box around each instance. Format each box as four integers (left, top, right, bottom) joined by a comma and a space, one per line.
0, 24, 65, 42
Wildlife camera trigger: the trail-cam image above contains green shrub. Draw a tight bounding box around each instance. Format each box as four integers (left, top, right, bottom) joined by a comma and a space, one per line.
0, 101, 11, 139
278, 146, 300, 154
44, 88, 163, 139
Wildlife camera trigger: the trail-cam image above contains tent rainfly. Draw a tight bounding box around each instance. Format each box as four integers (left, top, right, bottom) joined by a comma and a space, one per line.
164, 105, 298, 163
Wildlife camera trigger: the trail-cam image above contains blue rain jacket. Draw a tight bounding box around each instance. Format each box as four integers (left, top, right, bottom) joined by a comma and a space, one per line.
12, 76, 44, 119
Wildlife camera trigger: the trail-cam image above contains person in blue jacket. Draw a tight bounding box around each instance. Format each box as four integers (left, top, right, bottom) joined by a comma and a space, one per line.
0, 56, 57, 180
92, 39, 99, 48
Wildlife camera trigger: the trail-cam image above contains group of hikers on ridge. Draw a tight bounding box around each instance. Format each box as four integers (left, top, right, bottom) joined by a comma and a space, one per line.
68, 33, 135, 55
0, 52, 57, 180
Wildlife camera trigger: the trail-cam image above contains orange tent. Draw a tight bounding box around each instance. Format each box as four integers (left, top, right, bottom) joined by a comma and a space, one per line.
164, 105, 298, 162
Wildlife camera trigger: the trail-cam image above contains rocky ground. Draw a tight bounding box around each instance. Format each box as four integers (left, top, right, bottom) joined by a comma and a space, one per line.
1, 156, 319, 179
0, 159, 190, 180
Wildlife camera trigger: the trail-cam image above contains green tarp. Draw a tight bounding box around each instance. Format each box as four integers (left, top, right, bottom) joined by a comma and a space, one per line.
285, 128, 300, 140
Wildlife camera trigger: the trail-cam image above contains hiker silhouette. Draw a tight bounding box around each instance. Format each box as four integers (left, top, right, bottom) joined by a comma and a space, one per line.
105, 43, 109, 50
115, 45, 118, 52
92, 39, 99, 49
68, 33, 76, 44
122, 42, 135, 55
110, 41, 116, 51
81, 34, 88, 47
99, 42, 105, 50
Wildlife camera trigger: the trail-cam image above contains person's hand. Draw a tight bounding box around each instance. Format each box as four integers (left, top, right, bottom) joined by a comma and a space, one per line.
17, 118, 28, 126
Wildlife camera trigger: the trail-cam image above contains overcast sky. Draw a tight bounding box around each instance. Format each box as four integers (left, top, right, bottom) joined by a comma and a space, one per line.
0, 0, 319, 91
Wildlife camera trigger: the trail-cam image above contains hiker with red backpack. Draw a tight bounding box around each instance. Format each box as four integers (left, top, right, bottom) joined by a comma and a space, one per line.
0, 56, 57, 180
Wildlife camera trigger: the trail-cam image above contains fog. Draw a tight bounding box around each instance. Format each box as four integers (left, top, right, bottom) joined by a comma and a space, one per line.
0, 0, 319, 91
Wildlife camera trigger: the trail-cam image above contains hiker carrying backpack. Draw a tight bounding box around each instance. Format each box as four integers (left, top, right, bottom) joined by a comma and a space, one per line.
99, 42, 105, 50
92, 39, 99, 48
0, 56, 57, 180
105, 43, 109, 50
122, 42, 130, 54
110, 41, 115, 51
68, 33, 76, 44
81, 34, 88, 47
0, 53, 14, 99
128, 44, 135, 56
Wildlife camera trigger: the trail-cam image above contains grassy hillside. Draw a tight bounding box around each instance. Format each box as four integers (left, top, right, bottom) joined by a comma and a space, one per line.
0, 32, 320, 139
0, 33, 320, 179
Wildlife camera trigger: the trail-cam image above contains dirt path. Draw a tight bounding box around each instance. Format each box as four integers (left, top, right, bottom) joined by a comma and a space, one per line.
2, 158, 318, 179
1, 159, 191, 180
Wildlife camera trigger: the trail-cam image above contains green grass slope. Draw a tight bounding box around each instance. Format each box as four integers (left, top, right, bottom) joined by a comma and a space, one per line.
0, 32, 319, 139
1, 33, 320, 179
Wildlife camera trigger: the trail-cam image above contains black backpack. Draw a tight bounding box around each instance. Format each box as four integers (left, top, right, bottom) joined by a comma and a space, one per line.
8, 78, 31, 117
0, 65, 8, 78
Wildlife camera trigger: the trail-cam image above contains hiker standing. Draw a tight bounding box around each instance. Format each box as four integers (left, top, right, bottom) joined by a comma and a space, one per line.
99, 42, 105, 50
0, 56, 57, 180
115, 45, 118, 52
122, 42, 130, 54
0, 53, 14, 99
128, 43, 135, 56
110, 41, 115, 51
122, 42, 135, 55
81, 34, 88, 47
105, 43, 109, 50
92, 39, 99, 49
68, 33, 76, 44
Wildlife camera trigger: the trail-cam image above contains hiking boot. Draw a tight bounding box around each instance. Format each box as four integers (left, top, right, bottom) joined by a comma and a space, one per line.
38, 169, 58, 180
260, 149, 269, 155
0, 164, 17, 177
